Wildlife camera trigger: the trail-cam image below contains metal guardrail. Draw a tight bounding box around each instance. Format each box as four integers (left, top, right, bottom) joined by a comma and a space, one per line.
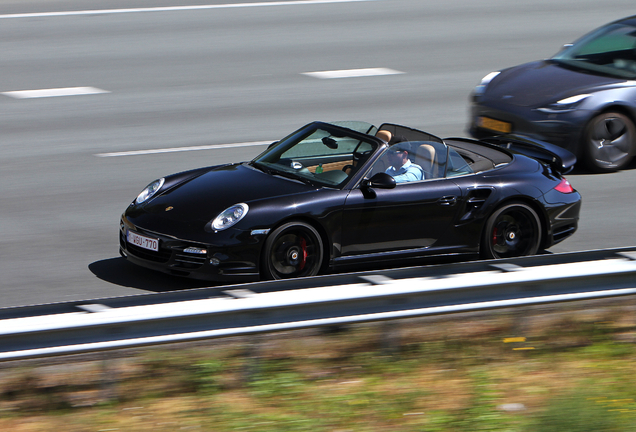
1, 247, 636, 362
4, 247, 635, 321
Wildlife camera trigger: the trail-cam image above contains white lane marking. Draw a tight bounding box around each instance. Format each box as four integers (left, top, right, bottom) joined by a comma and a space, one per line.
0, 0, 377, 19
95, 141, 271, 157
302, 68, 404, 79
2, 87, 110, 99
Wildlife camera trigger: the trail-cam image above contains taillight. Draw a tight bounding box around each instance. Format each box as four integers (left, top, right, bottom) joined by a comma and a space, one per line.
554, 178, 574, 193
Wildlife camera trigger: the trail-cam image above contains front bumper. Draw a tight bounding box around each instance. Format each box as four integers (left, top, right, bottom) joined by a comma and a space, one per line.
468, 101, 592, 159
119, 216, 262, 281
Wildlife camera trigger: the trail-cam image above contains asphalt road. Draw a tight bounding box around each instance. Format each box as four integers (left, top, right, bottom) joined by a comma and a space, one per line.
1, 0, 635, 308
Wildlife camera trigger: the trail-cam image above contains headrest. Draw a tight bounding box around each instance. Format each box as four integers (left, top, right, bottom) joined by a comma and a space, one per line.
376, 130, 392, 142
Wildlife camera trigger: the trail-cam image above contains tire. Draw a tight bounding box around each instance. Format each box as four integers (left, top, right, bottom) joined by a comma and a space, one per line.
583, 112, 636, 173
481, 203, 541, 259
262, 221, 323, 280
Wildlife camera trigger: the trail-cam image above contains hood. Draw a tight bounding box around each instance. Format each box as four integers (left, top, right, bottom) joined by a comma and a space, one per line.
485, 60, 625, 107
139, 163, 313, 224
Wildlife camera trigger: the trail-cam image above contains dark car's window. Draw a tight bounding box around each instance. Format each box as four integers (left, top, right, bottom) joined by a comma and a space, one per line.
252, 122, 379, 188
552, 23, 636, 78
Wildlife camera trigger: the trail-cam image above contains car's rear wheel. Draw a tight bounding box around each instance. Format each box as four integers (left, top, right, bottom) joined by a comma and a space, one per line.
262, 221, 323, 280
481, 203, 541, 259
583, 112, 635, 172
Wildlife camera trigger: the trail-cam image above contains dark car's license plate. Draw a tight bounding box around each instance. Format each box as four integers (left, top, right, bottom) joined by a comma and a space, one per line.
478, 116, 512, 134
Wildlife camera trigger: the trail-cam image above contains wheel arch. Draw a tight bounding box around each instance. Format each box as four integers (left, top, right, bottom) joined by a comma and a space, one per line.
594, 103, 636, 127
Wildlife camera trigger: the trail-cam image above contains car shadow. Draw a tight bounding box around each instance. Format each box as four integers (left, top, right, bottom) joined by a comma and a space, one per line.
92, 249, 557, 293
88, 257, 220, 292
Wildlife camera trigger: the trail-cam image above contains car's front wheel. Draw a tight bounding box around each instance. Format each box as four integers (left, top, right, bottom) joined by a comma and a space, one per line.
481, 202, 541, 259
583, 112, 636, 172
262, 221, 323, 280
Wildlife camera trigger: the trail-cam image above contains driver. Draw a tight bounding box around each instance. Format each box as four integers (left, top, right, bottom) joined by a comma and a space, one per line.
385, 140, 424, 183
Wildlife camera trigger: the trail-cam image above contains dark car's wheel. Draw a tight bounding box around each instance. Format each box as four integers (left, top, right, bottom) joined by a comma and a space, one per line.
262, 221, 323, 280
583, 112, 636, 172
481, 203, 541, 259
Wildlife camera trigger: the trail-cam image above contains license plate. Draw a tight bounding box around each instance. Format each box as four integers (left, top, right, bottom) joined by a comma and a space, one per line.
478, 116, 512, 134
127, 230, 159, 252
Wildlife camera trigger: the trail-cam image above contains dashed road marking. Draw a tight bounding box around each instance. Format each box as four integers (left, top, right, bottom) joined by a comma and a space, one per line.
302, 68, 404, 79
2, 87, 110, 99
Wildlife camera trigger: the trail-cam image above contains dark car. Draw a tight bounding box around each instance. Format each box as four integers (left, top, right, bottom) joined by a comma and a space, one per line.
469, 15, 636, 172
120, 121, 581, 281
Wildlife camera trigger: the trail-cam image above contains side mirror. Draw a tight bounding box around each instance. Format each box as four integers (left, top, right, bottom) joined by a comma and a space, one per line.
361, 172, 395, 198
364, 172, 396, 189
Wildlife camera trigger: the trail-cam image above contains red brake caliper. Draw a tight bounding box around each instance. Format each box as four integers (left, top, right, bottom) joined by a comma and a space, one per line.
299, 237, 308, 270
492, 227, 498, 245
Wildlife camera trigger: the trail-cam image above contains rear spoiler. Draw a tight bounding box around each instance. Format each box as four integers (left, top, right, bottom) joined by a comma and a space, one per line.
481, 134, 576, 174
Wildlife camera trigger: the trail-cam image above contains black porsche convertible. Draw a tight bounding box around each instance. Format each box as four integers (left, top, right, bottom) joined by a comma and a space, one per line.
120, 121, 581, 281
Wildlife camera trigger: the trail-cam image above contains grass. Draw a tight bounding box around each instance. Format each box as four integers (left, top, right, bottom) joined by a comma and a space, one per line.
2, 303, 636, 431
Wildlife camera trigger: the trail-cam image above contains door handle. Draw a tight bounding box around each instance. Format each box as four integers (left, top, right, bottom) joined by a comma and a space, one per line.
439, 195, 457, 206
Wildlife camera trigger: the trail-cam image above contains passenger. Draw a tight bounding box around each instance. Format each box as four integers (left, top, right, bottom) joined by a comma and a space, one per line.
385, 140, 424, 183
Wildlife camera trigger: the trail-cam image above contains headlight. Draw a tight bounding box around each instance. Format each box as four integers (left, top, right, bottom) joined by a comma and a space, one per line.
211, 203, 249, 231
134, 178, 165, 205
537, 94, 590, 113
473, 71, 500, 97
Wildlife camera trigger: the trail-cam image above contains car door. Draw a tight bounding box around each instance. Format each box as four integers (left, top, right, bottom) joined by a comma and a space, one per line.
340, 178, 462, 258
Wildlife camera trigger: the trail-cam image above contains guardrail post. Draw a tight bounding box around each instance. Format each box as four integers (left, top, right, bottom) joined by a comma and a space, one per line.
99, 353, 118, 402
381, 321, 400, 355
511, 307, 529, 339
242, 334, 261, 384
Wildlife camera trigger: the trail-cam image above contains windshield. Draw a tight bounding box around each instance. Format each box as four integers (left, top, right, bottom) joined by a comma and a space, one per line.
251, 122, 379, 188
552, 22, 636, 79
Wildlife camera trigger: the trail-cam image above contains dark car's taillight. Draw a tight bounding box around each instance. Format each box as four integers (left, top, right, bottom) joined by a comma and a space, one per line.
554, 178, 574, 194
